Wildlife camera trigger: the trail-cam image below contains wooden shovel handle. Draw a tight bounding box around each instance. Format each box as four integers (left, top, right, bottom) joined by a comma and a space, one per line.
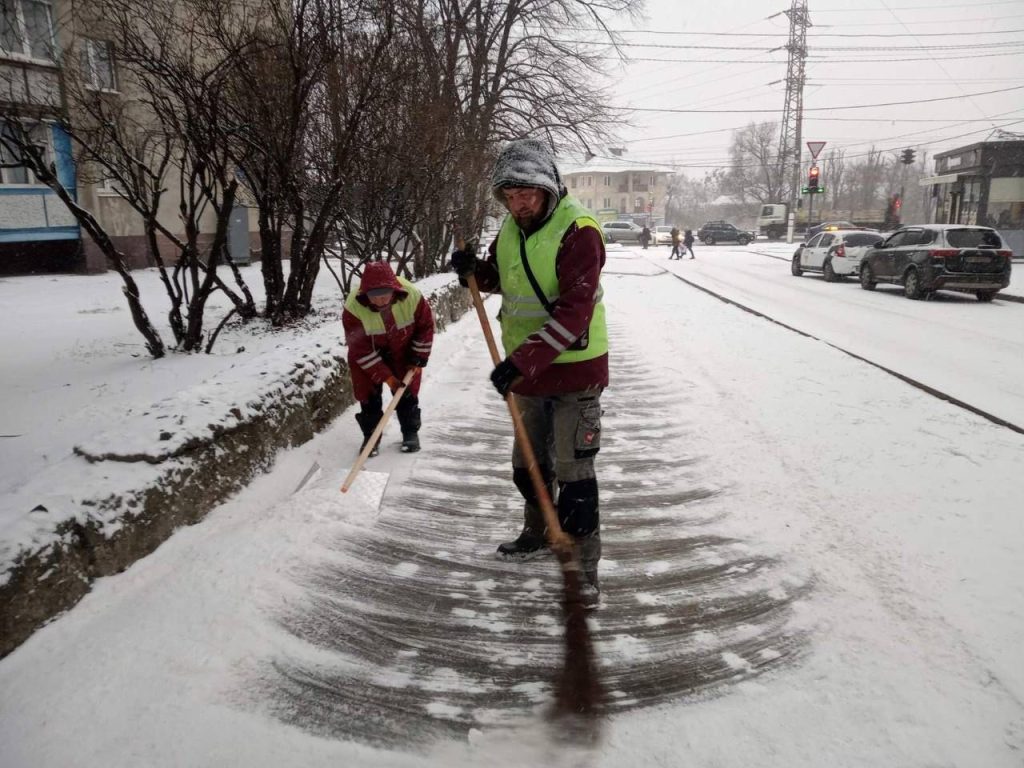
465, 274, 573, 554
340, 367, 418, 493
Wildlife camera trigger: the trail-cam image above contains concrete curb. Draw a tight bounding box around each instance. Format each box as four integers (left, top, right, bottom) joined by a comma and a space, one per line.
0, 283, 473, 658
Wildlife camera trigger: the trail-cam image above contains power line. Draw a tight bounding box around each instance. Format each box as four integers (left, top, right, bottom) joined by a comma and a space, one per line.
811, 41, 1024, 51
581, 24, 1024, 38
814, 13, 1024, 27
583, 119, 1024, 171
808, 28, 1024, 37
573, 39, 1024, 52
619, 49, 1021, 64
809, 78, 1024, 83
627, 84, 1024, 114
877, 0, 1002, 134
814, 0, 1022, 11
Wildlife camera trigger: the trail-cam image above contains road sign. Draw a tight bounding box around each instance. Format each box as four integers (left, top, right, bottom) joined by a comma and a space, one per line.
806, 141, 827, 160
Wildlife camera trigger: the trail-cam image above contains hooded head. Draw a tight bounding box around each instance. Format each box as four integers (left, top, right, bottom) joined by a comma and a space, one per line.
356, 261, 406, 309
491, 138, 565, 231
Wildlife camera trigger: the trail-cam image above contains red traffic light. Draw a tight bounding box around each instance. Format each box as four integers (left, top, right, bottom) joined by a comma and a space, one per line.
808, 165, 820, 190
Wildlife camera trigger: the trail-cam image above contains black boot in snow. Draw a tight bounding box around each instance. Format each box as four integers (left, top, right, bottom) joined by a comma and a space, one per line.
396, 397, 422, 454
579, 569, 600, 610
496, 530, 548, 561
355, 409, 382, 458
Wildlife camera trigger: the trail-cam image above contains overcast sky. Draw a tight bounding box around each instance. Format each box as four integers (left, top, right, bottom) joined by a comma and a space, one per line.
594, 0, 1024, 175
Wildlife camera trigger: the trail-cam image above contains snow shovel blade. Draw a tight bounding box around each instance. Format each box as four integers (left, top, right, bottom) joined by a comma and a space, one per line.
338, 468, 390, 510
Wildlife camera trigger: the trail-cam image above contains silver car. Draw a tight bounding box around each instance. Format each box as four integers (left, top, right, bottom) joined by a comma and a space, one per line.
792, 229, 883, 282
601, 221, 644, 243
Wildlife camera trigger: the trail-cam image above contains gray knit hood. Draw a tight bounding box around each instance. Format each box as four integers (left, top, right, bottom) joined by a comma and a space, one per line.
491, 138, 565, 222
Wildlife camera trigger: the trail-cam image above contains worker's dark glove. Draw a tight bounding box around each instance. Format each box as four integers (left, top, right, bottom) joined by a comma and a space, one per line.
450, 249, 478, 278
385, 375, 401, 394
490, 358, 521, 397
407, 355, 428, 369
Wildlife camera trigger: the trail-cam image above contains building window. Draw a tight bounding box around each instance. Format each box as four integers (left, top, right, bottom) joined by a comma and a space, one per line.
587, 176, 592, 187
602, 197, 610, 209
81, 39, 117, 91
570, 176, 577, 188
603, 175, 610, 186
620, 197, 626, 211
0, 120, 49, 185
0, 0, 54, 60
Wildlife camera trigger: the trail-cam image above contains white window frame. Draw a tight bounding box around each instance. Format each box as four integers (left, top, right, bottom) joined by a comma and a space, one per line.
0, 0, 56, 63
81, 38, 118, 92
0, 120, 51, 186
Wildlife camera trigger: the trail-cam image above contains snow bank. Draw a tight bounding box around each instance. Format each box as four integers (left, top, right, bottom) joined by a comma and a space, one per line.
0, 278, 471, 657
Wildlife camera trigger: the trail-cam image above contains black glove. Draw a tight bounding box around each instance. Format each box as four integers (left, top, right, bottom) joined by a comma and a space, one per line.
408, 355, 428, 369
450, 249, 478, 278
490, 358, 521, 397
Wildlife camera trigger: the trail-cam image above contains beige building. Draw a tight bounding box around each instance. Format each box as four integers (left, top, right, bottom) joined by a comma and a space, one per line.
559, 149, 671, 226
1, 0, 249, 273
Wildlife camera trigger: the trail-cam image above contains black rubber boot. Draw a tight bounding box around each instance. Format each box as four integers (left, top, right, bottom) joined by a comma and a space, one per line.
576, 531, 602, 609
496, 529, 548, 561
397, 396, 421, 453
355, 400, 382, 457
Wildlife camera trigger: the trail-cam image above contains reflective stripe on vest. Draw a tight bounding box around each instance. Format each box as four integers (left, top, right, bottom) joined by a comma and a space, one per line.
344, 276, 422, 337
496, 195, 608, 364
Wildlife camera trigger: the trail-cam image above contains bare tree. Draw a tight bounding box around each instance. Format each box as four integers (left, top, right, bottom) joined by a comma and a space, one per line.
0, 120, 166, 356
399, 0, 642, 252
723, 121, 785, 205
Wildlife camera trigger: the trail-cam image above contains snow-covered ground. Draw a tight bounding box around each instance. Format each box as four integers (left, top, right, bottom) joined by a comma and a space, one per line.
2, 247, 1023, 767
0, 263, 453, 551
645, 239, 1024, 428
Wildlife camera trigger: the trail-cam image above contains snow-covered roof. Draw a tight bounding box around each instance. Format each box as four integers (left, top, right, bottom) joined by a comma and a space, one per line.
558, 152, 667, 176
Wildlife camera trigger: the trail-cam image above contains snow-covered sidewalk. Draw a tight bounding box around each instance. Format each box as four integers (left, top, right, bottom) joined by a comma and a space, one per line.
2, 249, 1022, 767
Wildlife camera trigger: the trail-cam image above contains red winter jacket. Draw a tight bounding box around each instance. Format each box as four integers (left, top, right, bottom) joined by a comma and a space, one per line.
342, 262, 434, 401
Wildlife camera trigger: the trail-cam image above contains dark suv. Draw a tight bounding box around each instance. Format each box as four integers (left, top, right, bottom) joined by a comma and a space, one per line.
697, 221, 752, 246
859, 225, 1012, 301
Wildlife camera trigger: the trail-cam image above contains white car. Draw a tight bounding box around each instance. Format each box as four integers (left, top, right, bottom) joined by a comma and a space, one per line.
654, 226, 675, 246
792, 229, 884, 282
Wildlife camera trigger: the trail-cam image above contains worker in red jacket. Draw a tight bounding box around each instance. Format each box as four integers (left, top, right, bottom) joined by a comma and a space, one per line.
342, 261, 434, 455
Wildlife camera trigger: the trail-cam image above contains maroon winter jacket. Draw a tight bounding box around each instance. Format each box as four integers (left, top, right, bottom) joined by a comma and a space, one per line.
474, 221, 608, 397
342, 261, 434, 401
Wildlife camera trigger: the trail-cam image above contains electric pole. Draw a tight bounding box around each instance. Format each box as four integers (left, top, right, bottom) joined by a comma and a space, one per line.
776, 0, 810, 243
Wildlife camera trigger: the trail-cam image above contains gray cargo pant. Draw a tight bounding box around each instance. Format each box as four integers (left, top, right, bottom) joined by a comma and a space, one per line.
512, 390, 602, 575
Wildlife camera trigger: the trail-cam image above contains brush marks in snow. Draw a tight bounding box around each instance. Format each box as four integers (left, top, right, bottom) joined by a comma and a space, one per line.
254, 325, 809, 748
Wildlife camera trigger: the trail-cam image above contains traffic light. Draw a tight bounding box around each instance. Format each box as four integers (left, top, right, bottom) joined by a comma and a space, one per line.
900, 148, 916, 165
808, 165, 820, 191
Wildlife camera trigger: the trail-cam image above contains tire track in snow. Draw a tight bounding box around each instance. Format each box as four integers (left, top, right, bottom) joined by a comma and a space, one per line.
254, 315, 810, 749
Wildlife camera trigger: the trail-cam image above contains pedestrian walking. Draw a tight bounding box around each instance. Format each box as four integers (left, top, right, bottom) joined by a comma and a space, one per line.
683, 228, 695, 259
450, 137, 607, 606
640, 225, 651, 250
342, 261, 434, 456
670, 226, 681, 259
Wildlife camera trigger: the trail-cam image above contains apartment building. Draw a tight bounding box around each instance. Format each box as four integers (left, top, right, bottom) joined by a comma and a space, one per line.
1, 0, 250, 274
559, 149, 671, 226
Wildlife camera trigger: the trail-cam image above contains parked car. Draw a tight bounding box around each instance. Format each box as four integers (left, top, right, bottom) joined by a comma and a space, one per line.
805, 220, 858, 239
654, 225, 675, 246
697, 220, 752, 245
791, 229, 884, 282
858, 224, 1012, 301
602, 221, 645, 243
